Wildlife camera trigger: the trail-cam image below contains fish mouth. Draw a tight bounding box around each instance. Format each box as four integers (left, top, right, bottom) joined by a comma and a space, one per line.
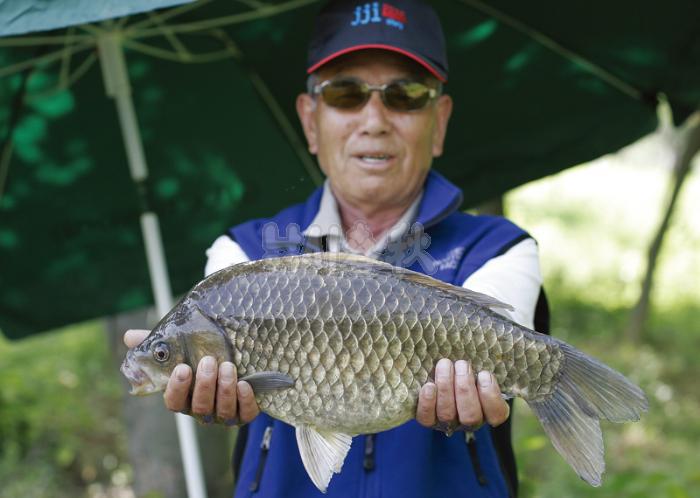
120, 360, 157, 396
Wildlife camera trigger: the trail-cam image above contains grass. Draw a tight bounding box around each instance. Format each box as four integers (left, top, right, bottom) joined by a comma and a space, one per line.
511, 297, 700, 498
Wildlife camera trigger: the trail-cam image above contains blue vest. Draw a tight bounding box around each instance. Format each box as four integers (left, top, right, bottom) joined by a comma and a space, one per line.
228, 171, 530, 498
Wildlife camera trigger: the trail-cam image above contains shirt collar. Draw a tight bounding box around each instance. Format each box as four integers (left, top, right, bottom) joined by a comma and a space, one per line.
303, 181, 423, 257
301, 170, 463, 256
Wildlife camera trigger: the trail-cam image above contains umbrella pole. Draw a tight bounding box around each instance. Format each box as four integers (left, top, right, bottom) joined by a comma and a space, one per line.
98, 32, 208, 498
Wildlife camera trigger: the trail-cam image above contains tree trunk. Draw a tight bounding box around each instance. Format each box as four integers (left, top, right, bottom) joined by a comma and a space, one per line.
626, 112, 700, 341
477, 196, 505, 216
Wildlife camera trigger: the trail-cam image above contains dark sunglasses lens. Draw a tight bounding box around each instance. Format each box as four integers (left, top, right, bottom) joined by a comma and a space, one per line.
384, 82, 432, 110
321, 80, 368, 108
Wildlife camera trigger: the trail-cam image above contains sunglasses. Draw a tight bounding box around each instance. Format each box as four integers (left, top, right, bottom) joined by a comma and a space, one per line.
311, 77, 440, 111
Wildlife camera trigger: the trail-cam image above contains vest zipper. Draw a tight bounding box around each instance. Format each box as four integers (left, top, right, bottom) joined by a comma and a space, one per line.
363, 434, 376, 471
466, 432, 488, 486
249, 425, 273, 492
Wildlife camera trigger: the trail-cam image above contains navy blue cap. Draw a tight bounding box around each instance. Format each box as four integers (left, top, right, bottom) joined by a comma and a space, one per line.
307, 0, 448, 82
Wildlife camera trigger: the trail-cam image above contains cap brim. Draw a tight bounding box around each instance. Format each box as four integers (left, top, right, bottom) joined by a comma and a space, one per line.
307, 44, 447, 82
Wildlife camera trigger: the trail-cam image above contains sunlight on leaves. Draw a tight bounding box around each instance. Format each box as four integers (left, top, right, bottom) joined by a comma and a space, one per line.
453, 20, 498, 48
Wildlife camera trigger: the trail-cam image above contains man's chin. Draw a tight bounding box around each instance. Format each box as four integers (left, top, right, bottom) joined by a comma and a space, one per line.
352, 156, 397, 173
351, 180, 407, 205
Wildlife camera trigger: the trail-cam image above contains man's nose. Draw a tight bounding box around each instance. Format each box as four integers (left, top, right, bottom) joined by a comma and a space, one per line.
358, 91, 391, 135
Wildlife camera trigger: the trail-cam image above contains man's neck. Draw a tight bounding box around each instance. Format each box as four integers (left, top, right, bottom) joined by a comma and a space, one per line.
334, 192, 418, 252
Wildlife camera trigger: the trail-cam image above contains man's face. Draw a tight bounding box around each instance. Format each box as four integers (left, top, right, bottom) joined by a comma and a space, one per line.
296, 50, 453, 213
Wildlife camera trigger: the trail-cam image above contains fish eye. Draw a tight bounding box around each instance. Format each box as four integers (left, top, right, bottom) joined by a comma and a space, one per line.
153, 342, 170, 363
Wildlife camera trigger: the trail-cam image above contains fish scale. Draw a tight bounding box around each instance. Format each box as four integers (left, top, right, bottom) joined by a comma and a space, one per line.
122, 252, 648, 492
198, 256, 554, 431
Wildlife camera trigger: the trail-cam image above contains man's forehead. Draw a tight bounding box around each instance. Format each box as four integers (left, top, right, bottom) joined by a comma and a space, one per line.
316, 50, 432, 80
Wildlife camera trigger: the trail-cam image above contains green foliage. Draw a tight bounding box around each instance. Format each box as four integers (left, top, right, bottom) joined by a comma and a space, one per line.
512, 293, 700, 497
0, 321, 128, 498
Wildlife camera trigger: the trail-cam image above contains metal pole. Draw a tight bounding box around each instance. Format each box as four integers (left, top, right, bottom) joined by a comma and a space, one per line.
98, 31, 207, 498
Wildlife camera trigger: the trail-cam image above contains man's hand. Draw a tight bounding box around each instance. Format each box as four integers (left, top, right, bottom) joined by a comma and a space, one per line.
123, 329, 260, 425
416, 358, 509, 432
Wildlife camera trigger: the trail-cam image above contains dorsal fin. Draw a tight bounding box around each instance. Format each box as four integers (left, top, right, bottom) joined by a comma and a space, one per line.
295, 252, 514, 312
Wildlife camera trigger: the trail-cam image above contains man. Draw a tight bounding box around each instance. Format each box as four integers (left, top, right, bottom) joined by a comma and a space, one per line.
125, 1, 543, 496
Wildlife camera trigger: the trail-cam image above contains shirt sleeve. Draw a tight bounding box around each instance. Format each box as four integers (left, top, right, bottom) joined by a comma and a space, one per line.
204, 235, 251, 277
462, 238, 542, 330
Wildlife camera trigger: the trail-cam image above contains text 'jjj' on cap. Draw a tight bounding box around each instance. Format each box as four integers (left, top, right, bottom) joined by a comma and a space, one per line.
307, 0, 448, 82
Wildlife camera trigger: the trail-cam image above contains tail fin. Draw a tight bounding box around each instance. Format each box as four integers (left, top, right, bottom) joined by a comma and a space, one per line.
526, 342, 648, 486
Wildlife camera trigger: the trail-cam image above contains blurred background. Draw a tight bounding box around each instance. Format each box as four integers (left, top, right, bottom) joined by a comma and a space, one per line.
1, 0, 699, 497
3, 135, 699, 498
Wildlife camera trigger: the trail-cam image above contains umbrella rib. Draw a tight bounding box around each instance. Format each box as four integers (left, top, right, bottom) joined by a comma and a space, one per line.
0, 41, 95, 79
26, 51, 98, 102
127, 0, 214, 32
145, 10, 192, 58
78, 23, 105, 37
122, 39, 238, 63
0, 139, 14, 204
116, 14, 132, 29
0, 64, 32, 203
128, 0, 322, 40
215, 29, 321, 185
59, 28, 76, 88
0, 34, 93, 47
455, 0, 646, 102
247, 69, 323, 186
235, 0, 271, 9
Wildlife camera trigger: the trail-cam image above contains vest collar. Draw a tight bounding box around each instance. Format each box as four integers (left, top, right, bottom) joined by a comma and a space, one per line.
301, 169, 463, 231
415, 170, 464, 228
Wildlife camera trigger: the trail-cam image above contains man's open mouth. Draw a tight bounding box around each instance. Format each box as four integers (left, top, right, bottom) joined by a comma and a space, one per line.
354, 153, 396, 167
358, 154, 392, 162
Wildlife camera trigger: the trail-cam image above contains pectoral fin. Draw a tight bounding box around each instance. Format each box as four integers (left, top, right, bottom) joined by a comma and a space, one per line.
239, 371, 294, 392
295, 425, 352, 493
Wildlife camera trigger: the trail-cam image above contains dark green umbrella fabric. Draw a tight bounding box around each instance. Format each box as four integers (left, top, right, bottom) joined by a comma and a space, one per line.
1, 0, 699, 339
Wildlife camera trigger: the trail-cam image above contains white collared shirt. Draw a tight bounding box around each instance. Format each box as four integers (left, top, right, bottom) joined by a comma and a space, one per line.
302, 181, 423, 258
205, 185, 542, 330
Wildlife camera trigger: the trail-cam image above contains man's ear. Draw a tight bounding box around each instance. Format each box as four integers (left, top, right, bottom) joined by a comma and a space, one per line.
431, 94, 453, 157
296, 93, 318, 154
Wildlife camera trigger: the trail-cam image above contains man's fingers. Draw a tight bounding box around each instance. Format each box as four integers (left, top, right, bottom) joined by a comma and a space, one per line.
435, 358, 456, 422
191, 356, 217, 418
124, 329, 149, 348
454, 360, 483, 427
477, 371, 510, 427
164, 364, 192, 412
216, 362, 238, 422
416, 383, 437, 427
237, 381, 260, 423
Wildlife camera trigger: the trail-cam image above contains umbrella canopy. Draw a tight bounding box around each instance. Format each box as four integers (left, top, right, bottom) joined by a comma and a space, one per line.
0, 0, 194, 35
0, 0, 323, 340
1, 0, 699, 340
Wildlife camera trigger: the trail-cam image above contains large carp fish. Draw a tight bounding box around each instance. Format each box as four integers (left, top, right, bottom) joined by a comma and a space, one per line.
122, 252, 647, 491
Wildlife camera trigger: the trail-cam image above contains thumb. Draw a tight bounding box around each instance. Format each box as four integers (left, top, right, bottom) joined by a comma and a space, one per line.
124, 329, 150, 348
